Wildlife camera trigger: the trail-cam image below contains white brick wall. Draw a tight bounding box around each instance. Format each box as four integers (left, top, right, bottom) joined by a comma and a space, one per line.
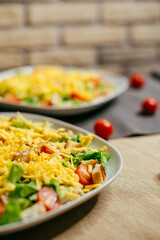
63, 26, 126, 46
29, 48, 96, 66
0, 4, 24, 27
28, 3, 96, 24
0, 28, 57, 49
102, 3, 160, 23
0, 0, 159, 74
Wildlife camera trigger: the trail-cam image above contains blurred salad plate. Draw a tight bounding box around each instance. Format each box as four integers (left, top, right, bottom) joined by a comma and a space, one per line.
0, 66, 128, 115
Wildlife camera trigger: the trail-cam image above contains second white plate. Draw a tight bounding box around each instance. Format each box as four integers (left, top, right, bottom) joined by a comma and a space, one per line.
0, 66, 128, 115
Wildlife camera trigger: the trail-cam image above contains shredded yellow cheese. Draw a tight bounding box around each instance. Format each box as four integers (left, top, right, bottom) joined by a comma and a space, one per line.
0, 66, 114, 106
0, 113, 105, 200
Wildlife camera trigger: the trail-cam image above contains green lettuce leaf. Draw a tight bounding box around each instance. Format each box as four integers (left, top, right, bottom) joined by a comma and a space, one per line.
9, 181, 37, 198
50, 179, 64, 200
7, 164, 24, 184
23, 96, 39, 105
28, 193, 37, 202
0, 200, 21, 225
72, 151, 110, 169
0, 198, 32, 225
11, 119, 29, 129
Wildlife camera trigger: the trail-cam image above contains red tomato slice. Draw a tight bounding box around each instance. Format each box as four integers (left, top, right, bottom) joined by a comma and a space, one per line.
41, 100, 53, 107
89, 77, 101, 88
37, 187, 61, 211
3, 94, 20, 104
41, 145, 54, 154
71, 93, 86, 101
0, 137, 5, 143
75, 164, 93, 186
0, 201, 5, 216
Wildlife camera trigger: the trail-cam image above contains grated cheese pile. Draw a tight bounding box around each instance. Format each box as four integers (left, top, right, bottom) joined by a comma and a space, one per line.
0, 113, 106, 198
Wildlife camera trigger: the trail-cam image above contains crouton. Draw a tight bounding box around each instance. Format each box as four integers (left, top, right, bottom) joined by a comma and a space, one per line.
13, 149, 30, 163
65, 140, 80, 149
82, 160, 98, 168
92, 164, 106, 184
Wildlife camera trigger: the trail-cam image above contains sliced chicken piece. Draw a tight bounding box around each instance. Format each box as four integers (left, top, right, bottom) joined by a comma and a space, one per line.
92, 164, 106, 184
65, 140, 81, 149
66, 129, 73, 134
21, 202, 46, 220
0, 193, 8, 204
13, 149, 30, 163
51, 93, 59, 105
61, 187, 83, 204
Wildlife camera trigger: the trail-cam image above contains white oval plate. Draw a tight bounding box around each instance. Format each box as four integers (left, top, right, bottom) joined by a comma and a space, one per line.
0, 66, 128, 116
0, 112, 123, 235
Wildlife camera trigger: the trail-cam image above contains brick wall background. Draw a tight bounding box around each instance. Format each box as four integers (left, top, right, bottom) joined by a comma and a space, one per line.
0, 0, 160, 74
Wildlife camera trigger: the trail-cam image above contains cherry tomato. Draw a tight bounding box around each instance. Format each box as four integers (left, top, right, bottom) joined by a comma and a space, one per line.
142, 97, 158, 115
71, 93, 86, 101
0, 201, 5, 216
89, 77, 101, 88
41, 145, 54, 154
94, 119, 114, 139
75, 163, 92, 186
0, 137, 5, 143
37, 187, 60, 211
3, 94, 20, 104
130, 74, 145, 88
41, 100, 53, 107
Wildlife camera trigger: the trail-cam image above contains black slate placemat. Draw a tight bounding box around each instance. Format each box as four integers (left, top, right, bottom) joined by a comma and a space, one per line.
61, 76, 160, 138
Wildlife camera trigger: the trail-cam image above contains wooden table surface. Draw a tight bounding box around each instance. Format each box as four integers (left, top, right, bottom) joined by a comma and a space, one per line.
2, 134, 160, 240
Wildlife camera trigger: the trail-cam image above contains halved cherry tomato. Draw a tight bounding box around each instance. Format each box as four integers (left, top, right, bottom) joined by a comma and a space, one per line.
41, 145, 54, 154
71, 93, 86, 101
3, 94, 20, 104
75, 163, 93, 186
142, 97, 158, 115
37, 187, 61, 211
130, 74, 145, 88
0, 137, 5, 143
41, 100, 53, 107
94, 119, 114, 139
89, 77, 101, 88
0, 201, 5, 216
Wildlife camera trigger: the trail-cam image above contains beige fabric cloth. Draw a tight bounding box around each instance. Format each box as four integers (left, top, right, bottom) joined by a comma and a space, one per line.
2, 134, 160, 240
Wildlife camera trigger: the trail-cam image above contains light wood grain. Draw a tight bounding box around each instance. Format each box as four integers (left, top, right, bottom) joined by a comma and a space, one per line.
2, 135, 160, 240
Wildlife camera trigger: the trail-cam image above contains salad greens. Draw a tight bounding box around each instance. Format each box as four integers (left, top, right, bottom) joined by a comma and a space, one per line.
0, 200, 21, 225
0, 115, 110, 226
49, 179, 64, 200
23, 96, 40, 105
50, 133, 80, 144
11, 119, 29, 129
9, 181, 37, 198
72, 151, 110, 169
7, 164, 24, 184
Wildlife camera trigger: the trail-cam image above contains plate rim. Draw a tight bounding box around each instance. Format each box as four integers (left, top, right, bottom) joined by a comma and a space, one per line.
0, 112, 123, 235
0, 66, 129, 114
